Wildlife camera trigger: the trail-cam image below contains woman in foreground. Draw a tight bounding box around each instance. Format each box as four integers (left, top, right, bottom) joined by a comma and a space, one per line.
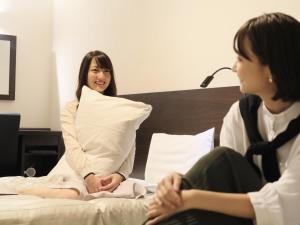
146, 12, 300, 225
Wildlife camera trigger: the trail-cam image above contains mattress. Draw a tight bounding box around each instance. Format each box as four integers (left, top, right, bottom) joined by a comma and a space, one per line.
0, 177, 150, 225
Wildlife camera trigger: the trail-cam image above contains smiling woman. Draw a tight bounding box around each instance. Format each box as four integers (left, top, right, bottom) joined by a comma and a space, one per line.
0, 34, 16, 100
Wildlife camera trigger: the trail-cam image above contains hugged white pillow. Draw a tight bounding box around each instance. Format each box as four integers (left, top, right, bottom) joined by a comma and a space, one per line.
75, 86, 152, 176
145, 128, 214, 184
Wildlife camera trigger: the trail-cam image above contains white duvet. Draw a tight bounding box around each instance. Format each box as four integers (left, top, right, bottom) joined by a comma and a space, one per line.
0, 176, 150, 225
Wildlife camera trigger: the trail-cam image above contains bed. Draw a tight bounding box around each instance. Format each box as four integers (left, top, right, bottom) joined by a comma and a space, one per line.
0, 86, 240, 225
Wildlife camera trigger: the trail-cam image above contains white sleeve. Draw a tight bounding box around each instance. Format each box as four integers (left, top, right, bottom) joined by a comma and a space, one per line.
248, 136, 300, 225
220, 101, 247, 154
117, 143, 136, 179
60, 101, 94, 178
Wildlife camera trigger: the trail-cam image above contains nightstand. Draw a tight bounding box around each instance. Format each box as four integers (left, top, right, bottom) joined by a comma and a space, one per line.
18, 129, 64, 177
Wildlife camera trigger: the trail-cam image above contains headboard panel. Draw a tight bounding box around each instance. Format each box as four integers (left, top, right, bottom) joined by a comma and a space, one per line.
122, 86, 241, 179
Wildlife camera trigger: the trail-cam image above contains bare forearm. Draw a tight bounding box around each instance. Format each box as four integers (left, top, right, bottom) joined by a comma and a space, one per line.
184, 190, 255, 219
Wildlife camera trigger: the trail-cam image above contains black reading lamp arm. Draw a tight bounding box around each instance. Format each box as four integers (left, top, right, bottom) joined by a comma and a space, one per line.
200, 67, 232, 88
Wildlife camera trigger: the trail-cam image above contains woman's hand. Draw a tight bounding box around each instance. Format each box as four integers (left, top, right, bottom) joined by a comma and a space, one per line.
97, 173, 124, 192
146, 190, 192, 225
84, 174, 101, 193
155, 172, 183, 208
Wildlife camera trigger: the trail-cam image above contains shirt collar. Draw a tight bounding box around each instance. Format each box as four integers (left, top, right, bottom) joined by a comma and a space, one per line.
261, 101, 300, 122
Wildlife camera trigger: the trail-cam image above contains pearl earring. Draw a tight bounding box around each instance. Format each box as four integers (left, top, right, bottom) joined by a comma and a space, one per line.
268, 77, 273, 83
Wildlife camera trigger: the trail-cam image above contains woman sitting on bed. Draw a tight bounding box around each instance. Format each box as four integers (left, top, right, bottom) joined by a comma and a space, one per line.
145, 12, 300, 225
19, 50, 134, 199
59, 50, 128, 195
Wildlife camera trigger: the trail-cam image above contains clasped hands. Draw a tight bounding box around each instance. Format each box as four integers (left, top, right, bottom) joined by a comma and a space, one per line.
85, 173, 124, 194
146, 172, 191, 225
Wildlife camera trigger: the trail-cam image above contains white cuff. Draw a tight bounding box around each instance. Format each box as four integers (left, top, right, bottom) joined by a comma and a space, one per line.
248, 183, 283, 225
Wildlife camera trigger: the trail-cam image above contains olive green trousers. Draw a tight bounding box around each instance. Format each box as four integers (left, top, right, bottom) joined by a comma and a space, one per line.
148, 147, 262, 225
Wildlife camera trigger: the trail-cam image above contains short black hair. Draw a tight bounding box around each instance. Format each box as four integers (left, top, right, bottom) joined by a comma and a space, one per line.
234, 12, 300, 101
76, 50, 117, 100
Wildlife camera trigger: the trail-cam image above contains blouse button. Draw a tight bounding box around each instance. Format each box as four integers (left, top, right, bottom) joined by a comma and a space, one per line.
269, 130, 276, 139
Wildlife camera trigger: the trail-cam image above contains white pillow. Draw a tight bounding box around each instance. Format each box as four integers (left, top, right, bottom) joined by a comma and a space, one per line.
75, 86, 152, 176
145, 128, 214, 184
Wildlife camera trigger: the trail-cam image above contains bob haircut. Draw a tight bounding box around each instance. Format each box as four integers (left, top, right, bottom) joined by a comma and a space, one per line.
76, 50, 117, 100
233, 12, 300, 101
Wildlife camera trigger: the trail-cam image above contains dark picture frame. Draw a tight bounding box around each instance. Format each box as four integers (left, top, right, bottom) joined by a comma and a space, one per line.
0, 34, 17, 100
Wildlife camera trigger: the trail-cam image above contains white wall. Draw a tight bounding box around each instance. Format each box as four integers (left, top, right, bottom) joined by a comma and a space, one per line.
53, 0, 300, 99
1, 0, 300, 129
0, 0, 53, 128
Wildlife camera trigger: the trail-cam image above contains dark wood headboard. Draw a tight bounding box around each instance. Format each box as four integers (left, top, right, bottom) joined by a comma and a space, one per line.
122, 86, 241, 179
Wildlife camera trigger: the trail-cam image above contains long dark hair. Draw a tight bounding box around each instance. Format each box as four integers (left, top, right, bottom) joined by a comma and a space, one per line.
75, 50, 117, 100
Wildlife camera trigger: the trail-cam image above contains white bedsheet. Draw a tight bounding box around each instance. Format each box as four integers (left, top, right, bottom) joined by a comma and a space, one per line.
0, 177, 150, 225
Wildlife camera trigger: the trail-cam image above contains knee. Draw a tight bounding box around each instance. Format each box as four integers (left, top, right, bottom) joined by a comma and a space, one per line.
197, 146, 243, 175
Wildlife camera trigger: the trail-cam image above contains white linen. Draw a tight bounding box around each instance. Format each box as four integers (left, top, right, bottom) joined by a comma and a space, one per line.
220, 101, 300, 225
0, 195, 149, 225
145, 128, 214, 184
128, 178, 158, 193
84, 180, 146, 200
0, 195, 100, 225
0, 176, 149, 225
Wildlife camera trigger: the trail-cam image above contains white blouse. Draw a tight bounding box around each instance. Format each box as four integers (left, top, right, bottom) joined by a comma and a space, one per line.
220, 101, 300, 225
60, 100, 135, 179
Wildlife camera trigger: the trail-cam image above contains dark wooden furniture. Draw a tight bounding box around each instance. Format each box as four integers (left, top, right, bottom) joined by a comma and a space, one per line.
122, 86, 241, 179
6, 86, 239, 179
0, 113, 20, 176
18, 130, 64, 177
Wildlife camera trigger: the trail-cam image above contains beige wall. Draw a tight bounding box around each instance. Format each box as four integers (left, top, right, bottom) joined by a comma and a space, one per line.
0, 0, 53, 128
53, 0, 300, 99
0, 0, 300, 129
